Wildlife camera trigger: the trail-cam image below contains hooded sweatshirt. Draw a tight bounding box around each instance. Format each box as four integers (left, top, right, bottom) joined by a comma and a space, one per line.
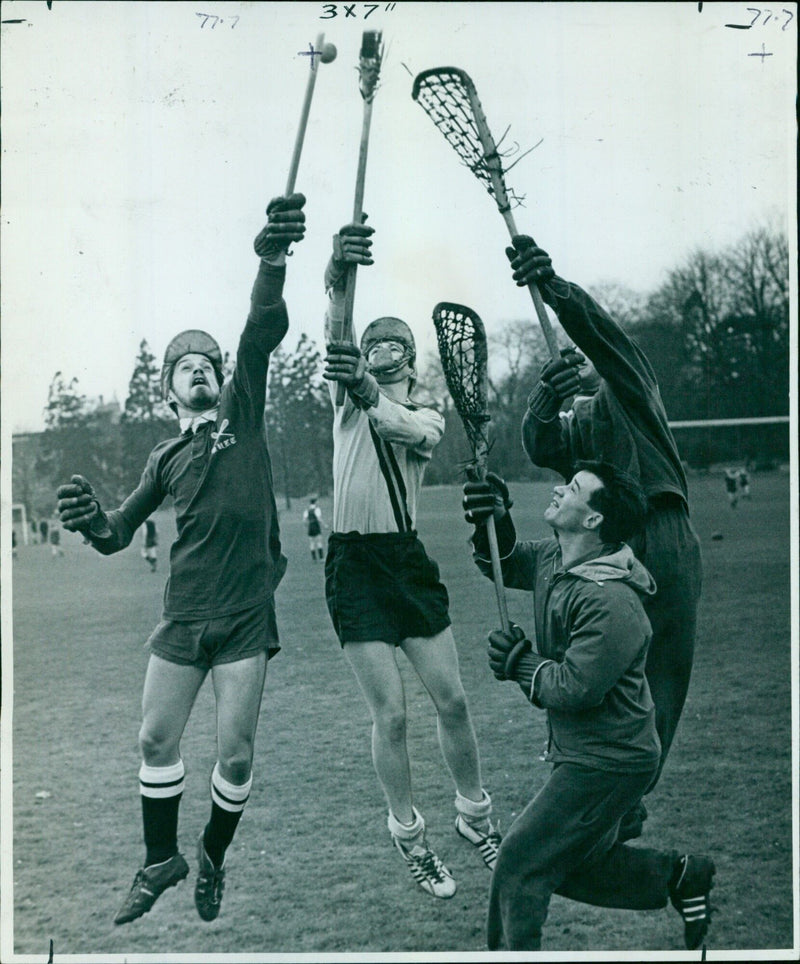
473, 515, 660, 773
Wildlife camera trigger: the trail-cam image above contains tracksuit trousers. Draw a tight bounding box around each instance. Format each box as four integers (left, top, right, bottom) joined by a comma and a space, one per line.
487, 762, 678, 950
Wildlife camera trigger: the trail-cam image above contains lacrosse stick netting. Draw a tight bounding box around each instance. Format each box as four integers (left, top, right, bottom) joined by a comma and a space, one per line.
433, 302, 509, 632
414, 68, 560, 360
433, 302, 492, 472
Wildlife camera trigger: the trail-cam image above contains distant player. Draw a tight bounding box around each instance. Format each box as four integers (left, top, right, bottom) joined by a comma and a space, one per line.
321, 219, 500, 898
56, 193, 305, 924
463, 461, 715, 952
507, 237, 703, 841
737, 467, 751, 500
141, 519, 158, 572
724, 468, 739, 509
303, 497, 325, 560
49, 518, 64, 557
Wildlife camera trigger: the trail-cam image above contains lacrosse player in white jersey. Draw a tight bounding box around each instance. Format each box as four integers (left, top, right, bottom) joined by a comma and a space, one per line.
321, 220, 500, 899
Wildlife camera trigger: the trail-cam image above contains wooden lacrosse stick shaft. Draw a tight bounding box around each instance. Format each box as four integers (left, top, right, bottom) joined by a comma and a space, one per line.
335, 91, 377, 406
471, 446, 510, 635
273, 32, 328, 268
485, 514, 510, 635
464, 84, 561, 363
501, 210, 560, 362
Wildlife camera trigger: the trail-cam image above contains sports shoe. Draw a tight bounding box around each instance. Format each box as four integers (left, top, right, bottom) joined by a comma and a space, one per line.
393, 836, 456, 899
455, 813, 502, 870
194, 833, 226, 921
113, 853, 189, 925
669, 854, 716, 949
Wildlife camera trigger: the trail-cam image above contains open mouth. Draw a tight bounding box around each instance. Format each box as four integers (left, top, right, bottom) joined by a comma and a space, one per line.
192, 375, 208, 387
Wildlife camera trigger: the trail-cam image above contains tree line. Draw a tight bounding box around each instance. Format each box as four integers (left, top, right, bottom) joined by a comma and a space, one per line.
13, 223, 790, 519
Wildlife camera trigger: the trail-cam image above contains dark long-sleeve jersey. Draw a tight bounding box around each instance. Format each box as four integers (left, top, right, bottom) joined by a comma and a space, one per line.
86, 262, 289, 620
523, 279, 687, 504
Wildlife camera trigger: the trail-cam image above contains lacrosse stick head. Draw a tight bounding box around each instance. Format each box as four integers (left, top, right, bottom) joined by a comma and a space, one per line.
432, 301, 492, 476
412, 66, 513, 214
358, 30, 384, 102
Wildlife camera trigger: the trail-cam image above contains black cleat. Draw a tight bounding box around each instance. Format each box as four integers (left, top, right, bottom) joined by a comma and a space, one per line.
194, 833, 226, 921
114, 853, 189, 925
669, 854, 716, 949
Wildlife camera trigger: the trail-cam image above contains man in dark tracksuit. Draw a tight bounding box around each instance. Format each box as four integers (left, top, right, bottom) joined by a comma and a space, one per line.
463, 461, 714, 952
507, 237, 702, 840
56, 194, 305, 925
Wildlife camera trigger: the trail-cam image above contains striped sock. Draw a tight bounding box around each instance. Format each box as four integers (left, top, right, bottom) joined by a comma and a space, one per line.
139, 760, 185, 867
203, 763, 252, 868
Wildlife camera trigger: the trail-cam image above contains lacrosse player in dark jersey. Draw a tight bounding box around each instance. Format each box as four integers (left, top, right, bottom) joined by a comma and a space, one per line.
320, 220, 500, 899
506, 237, 703, 842
56, 194, 305, 925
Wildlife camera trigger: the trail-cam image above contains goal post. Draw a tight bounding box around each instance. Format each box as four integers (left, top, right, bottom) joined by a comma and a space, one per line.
667, 415, 790, 471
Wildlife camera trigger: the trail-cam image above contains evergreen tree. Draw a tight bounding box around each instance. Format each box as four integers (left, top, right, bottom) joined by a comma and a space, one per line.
120, 340, 175, 492
265, 334, 333, 506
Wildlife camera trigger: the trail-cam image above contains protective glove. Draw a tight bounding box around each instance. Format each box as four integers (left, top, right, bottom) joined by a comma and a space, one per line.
527, 348, 585, 421
323, 342, 380, 408
505, 235, 555, 288
253, 193, 307, 262
56, 475, 109, 535
488, 625, 540, 696
462, 471, 512, 525
324, 220, 375, 290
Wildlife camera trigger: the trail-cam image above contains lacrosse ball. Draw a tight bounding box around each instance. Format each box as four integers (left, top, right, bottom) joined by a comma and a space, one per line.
321, 43, 337, 64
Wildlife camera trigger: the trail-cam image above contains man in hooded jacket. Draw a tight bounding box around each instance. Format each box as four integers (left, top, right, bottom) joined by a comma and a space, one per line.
463, 460, 714, 952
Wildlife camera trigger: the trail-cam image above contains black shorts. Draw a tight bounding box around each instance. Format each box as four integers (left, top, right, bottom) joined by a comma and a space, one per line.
146, 599, 280, 669
325, 531, 451, 646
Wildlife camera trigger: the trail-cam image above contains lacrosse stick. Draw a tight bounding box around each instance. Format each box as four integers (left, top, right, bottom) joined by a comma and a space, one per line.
413, 67, 559, 362
334, 30, 384, 405
273, 33, 337, 267
433, 301, 510, 634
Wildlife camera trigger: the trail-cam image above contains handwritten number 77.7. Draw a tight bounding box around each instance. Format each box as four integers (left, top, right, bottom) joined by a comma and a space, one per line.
196, 13, 240, 29
725, 8, 794, 29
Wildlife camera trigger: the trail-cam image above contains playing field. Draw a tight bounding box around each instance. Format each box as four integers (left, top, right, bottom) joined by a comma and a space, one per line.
7, 472, 796, 957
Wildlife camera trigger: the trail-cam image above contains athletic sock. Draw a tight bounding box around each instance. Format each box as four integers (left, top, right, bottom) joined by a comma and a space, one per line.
455, 788, 493, 833
139, 760, 185, 867
388, 807, 426, 850
203, 763, 252, 868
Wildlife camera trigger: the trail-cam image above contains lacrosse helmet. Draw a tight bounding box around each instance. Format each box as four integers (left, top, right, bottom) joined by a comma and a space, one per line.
360, 317, 416, 384
160, 329, 225, 403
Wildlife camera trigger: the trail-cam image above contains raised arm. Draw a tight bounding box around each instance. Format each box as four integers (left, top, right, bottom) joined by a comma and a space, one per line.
230, 193, 306, 421
507, 236, 662, 412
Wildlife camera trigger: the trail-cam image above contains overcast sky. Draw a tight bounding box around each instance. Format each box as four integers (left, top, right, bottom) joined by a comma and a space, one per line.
1, 1, 796, 433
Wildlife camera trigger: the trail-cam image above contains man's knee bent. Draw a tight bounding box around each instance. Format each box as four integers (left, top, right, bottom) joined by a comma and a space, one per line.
373, 706, 407, 746
434, 687, 470, 726
217, 752, 254, 786
138, 723, 180, 765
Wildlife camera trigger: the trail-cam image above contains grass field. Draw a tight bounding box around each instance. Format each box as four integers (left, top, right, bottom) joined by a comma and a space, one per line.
6, 471, 797, 959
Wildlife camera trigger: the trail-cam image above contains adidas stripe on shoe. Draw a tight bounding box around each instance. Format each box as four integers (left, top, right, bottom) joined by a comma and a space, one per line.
455, 813, 502, 870
669, 854, 716, 950
393, 837, 456, 899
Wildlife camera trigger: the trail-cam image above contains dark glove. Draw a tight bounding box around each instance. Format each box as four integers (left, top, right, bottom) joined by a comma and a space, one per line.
325, 220, 375, 290
253, 193, 307, 261
323, 341, 379, 407
505, 235, 555, 288
462, 471, 512, 525
56, 474, 107, 534
487, 624, 532, 681
527, 348, 585, 420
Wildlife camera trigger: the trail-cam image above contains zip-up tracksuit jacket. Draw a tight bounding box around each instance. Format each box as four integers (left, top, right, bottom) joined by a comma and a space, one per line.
472, 518, 680, 950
